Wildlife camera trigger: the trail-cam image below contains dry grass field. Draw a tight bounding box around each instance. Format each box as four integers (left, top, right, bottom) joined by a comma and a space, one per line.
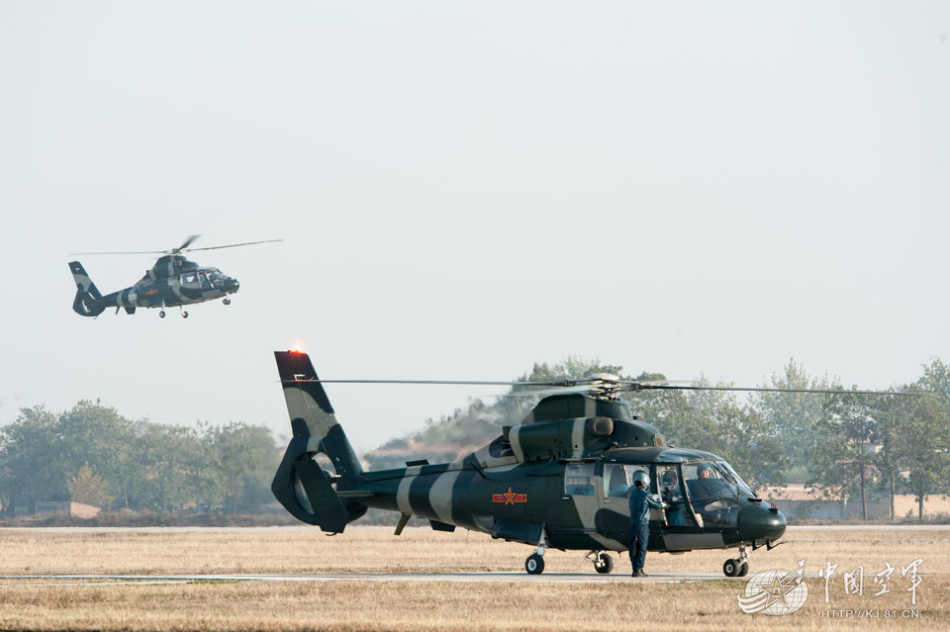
0, 525, 947, 631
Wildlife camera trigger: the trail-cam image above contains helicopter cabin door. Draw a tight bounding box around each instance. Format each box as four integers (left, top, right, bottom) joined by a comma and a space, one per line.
558, 462, 606, 550
592, 463, 653, 549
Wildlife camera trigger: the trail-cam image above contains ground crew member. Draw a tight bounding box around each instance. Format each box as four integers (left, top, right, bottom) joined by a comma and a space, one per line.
627, 470, 664, 577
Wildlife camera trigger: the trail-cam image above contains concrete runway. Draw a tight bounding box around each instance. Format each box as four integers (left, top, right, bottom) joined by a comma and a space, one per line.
0, 571, 729, 585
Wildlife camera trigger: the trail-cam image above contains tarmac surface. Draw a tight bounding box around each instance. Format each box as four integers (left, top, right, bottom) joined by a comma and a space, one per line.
1, 571, 731, 585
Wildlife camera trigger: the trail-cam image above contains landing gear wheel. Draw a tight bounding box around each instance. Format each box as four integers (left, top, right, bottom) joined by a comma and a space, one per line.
593, 552, 614, 574
181, 310, 189, 319
723, 559, 741, 577
525, 553, 545, 575
223, 297, 231, 305
159, 310, 166, 319
738, 561, 749, 577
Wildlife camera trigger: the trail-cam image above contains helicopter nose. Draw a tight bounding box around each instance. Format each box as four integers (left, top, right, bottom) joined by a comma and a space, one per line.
738, 504, 787, 542
226, 278, 240, 293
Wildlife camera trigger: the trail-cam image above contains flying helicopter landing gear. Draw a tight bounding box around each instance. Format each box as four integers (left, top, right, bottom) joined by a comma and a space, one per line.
723, 545, 750, 577
525, 528, 549, 575
223, 296, 231, 305
159, 309, 166, 318
180, 307, 189, 319
586, 550, 614, 574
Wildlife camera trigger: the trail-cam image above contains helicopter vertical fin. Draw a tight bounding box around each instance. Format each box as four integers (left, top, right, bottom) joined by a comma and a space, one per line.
272, 350, 366, 531
68, 261, 106, 317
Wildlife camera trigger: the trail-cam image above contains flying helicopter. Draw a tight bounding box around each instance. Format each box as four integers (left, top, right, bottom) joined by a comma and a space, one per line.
68, 235, 282, 318
271, 350, 904, 577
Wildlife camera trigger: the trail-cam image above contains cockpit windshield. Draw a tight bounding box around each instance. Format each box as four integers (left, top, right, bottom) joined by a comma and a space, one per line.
682, 461, 750, 528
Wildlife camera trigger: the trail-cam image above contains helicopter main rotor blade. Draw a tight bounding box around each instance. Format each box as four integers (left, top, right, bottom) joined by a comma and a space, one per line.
173, 234, 201, 253
629, 384, 925, 396
70, 237, 283, 257
184, 238, 284, 253
284, 377, 923, 398
285, 379, 543, 386
68, 249, 167, 255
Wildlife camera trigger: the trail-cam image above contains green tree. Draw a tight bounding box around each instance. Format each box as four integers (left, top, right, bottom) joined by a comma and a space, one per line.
899, 359, 950, 521
0, 406, 62, 514
57, 400, 137, 510
808, 389, 878, 519
752, 359, 832, 478
208, 422, 278, 514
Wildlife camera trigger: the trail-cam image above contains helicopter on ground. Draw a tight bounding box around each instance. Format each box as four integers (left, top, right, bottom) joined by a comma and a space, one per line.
270, 350, 906, 578
68, 236, 281, 318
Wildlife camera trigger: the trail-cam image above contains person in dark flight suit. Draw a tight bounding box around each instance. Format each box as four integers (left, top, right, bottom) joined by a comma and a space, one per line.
627, 470, 665, 577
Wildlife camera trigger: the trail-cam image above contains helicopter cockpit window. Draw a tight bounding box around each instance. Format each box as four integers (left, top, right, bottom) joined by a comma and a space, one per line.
684, 462, 736, 501
602, 464, 649, 498
720, 461, 756, 498
683, 461, 742, 527
565, 463, 595, 496
604, 465, 629, 497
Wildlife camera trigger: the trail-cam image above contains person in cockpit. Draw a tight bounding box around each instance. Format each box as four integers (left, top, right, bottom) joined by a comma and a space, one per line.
660, 470, 685, 526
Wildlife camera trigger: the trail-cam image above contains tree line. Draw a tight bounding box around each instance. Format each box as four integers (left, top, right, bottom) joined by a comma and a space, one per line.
0, 401, 278, 517
3, 358, 948, 521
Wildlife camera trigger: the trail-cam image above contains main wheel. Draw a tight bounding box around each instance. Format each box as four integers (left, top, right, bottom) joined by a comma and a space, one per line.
525, 554, 545, 575
159, 310, 166, 319
723, 559, 740, 577
182, 310, 189, 319
593, 552, 614, 574
738, 561, 749, 577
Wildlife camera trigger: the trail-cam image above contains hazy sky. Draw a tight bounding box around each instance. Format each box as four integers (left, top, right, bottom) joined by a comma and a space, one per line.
2, 2, 948, 454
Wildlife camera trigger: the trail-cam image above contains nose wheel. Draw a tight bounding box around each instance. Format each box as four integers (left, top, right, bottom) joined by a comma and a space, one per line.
223, 297, 231, 305
723, 546, 750, 577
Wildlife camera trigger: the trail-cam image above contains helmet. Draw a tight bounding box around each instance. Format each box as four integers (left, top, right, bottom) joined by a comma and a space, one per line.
633, 470, 650, 489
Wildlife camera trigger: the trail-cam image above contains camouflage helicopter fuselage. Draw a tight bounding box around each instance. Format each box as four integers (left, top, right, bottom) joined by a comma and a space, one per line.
69, 255, 240, 317
272, 351, 787, 576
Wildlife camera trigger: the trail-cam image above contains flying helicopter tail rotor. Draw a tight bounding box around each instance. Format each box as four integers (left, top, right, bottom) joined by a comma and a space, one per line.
68, 261, 106, 317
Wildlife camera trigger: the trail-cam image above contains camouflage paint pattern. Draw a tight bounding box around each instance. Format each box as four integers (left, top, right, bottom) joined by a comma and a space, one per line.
68, 256, 240, 316
272, 351, 788, 574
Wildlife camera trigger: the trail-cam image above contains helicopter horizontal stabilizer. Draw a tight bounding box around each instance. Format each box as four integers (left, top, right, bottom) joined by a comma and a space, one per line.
429, 519, 456, 532
294, 456, 351, 533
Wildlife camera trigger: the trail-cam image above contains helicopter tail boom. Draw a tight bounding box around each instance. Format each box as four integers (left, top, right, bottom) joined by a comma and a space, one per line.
272, 350, 367, 532
68, 261, 107, 317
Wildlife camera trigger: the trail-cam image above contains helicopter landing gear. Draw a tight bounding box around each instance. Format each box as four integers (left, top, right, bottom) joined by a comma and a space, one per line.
723, 546, 750, 577
223, 296, 231, 305
159, 310, 166, 319
526, 553, 544, 575
586, 550, 614, 574
180, 308, 189, 319
525, 527, 548, 575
